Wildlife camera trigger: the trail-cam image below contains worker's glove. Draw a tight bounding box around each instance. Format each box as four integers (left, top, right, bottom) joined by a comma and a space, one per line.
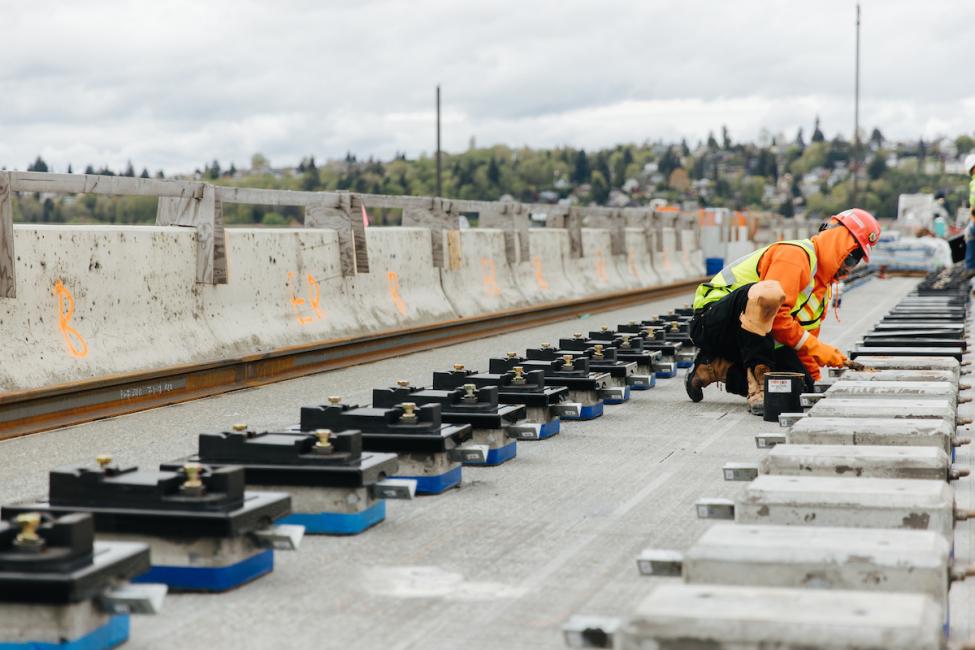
801, 337, 848, 368
797, 350, 821, 381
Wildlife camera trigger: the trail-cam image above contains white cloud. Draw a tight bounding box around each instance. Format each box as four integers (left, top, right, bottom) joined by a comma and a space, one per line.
2, 0, 973, 173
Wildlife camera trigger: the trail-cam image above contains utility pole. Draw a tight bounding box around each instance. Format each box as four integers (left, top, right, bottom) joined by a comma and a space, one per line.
852, 3, 861, 206
436, 84, 442, 198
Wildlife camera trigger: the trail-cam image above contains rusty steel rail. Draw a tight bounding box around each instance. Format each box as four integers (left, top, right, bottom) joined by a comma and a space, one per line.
0, 278, 702, 441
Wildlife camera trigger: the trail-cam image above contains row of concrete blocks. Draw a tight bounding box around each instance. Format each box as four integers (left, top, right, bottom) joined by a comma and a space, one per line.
1, 224, 706, 393
565, 292, 975, 648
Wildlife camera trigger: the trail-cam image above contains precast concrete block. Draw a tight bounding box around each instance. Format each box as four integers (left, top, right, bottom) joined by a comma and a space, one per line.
657, 227, 683, 283
851, 355, 961, 381
706, 475, 959, 538
754, 444, 960, 480
850, 346, 965, 361
438, 228, 531, 316
517, 228, 578, 301
823, 380, 963, 407
619, 583, 944, 650
579, 228, 638, 291
826, 368, 961, 388
623, 227, 661, 287
641, 523, 951, 608
769, 417, 966, 455
806, 397, 963, 424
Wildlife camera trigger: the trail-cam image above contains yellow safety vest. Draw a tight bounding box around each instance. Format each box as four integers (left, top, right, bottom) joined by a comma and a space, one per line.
693, 239, 829, 338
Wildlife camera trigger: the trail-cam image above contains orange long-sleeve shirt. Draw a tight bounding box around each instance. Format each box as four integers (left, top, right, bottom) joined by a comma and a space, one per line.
755, 226, 859, 349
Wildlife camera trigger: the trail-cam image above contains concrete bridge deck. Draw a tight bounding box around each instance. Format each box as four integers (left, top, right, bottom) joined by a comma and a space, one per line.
1, 275, 970, 650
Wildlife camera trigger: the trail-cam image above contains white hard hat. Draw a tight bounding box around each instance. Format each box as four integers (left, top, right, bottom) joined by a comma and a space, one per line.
965, 153, 975, 175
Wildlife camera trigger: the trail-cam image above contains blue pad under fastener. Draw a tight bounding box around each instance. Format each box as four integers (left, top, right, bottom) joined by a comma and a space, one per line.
132, 548, 274, 592
395, 464, 462, 495
281, 500, 386, 535
563, 401, 604, 420
537, 418, 560, 439
464, 441, 517, 466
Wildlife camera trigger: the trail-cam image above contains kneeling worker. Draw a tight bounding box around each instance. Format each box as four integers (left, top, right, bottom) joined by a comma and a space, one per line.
685, 208, 881, 415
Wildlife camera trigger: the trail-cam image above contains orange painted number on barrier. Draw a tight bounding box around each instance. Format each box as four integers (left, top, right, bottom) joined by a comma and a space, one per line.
531, 255, 549, 291
54, 279, 88, 358
594, 248, 609, 284
387, 271, 408, 316
481, 257, 502, 297
288, 272, 327, 325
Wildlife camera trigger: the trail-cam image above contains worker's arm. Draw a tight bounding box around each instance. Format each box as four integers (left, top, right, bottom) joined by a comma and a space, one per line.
756, 246, 810, 349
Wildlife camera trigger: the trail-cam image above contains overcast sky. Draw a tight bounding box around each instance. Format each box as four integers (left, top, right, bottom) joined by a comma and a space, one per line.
2, 0, 972, 174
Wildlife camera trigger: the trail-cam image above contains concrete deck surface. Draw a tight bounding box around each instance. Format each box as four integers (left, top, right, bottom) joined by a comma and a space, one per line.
1, 276, 970, 649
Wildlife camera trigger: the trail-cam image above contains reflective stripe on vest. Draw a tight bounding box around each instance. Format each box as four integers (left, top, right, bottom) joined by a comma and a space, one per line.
693, 240, 825, 333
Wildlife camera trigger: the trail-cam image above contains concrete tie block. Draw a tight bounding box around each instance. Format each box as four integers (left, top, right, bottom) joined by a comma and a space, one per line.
780, 416, 964, 454
755, 443, 959, 480
621, 583, 944, 650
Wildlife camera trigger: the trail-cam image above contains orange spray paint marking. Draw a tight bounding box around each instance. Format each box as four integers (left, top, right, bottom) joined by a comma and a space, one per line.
387, 271, 408, 316
481, 257, 502, 297
532, 255, 549, 291
54, 279, 88, 358
288, 272, 313, 325
594, 249, 609, 284
305, 273, 326, 320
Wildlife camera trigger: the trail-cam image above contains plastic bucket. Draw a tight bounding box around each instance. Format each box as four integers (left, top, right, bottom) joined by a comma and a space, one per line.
763, 371, 804, 423
705, 257, 724, 276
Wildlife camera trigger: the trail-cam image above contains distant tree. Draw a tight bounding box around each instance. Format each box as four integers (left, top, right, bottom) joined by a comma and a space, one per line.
155, 170, 165, 179
571, 149, 590, 184
67, 163, 73, 174
812, 116, 825, 143
867, 154, 887, 180
251, 153, 270, 171
205, 160, 221, 180
721, 125, 732, 150
917, 139, 926, 165
779, 197, 795, 218
84, 164, 95, 174
123, 161, 135, 177
707, 131, 719, 151
680, 138, 691, 157
487, 157, 500, 186
869, 128, 884, 148
795, 128, 806, 148
955, 135, 975, 155
139, 168, 150, 179
658, 146, 682, 178
27, 156, 49, 172
590, 170, 610, 204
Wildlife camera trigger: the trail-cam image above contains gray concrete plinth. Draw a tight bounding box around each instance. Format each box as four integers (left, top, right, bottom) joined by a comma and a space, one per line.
622, 583, 943, 650
761, 443, 951, 480
824, 380, 961, 407
395, 452, 458, 477
679, 523, 950, 608
786, 417, 958, 453
98, 531, 263, 568
735, 475, 956, 538
259, 485, 377, 514
807, 397, 958, 422
853, 355, 962, 379
827, 368, 960, 386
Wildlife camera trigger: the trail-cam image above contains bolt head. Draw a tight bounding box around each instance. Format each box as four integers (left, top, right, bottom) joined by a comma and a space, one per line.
601, 325, 609, 331
327, 395, 342, 405
396, 379, 410, 387
453, 363, 465, 371
231, 423, 247, 432
95, 454, 112, 468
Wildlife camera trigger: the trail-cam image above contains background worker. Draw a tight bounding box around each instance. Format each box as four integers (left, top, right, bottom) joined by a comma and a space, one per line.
685, 208, 881, 415
965, 154, 975, 272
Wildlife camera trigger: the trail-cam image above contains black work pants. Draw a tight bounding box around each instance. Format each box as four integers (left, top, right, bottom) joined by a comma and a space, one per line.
689, 283, 814, 397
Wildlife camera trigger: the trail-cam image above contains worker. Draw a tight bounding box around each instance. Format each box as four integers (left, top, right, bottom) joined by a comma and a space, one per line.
684, 208, 881, 415
965, 154, 975, 272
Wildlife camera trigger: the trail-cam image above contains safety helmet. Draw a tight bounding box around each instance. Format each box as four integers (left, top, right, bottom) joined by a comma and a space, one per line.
965, 153, 975, 175
830, 208, 881, 262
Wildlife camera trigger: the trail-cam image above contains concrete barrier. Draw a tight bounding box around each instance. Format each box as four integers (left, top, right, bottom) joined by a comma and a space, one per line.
0, 224, 462, 392
515, 228, 578, 301
658, 227, 684, 283
624, 227, 660, 287
679, 228, 705, 277
560, 228, 623, 295
438, 228, 530, 317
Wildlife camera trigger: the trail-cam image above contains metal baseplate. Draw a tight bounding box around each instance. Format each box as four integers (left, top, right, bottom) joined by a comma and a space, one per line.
636, 549, 684, 576
695, 498, 735, 520
562, 615, 621, 649
722, 462, 760, 481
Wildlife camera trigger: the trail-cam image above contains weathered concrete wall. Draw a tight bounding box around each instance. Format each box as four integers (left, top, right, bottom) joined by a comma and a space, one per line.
0, 221, 697, 392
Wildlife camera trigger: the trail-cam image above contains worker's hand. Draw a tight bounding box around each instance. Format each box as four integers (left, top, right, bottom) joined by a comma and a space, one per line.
802, 337, 848, 368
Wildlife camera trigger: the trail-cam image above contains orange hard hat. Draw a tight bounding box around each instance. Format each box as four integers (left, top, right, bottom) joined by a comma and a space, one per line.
830, 208, 881, 262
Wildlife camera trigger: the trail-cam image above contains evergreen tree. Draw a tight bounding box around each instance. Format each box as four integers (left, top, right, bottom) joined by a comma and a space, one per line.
590, 171, 609, 204
707, 131, 719, 151
571, 149, 590, 184
812, 116, 825, 143
84, 164, 95, 174
680, 138, 691, 156
123, 160, 135, 177
27, 156, 48, 172
140, 168, 150, 179
721, 125, 732, 150
795, 128, 806, 148
869, 128, 884, 148
67, 163, 73, 174
487, 157, 500, 186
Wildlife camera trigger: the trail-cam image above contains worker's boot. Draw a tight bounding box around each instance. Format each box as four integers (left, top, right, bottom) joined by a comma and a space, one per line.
685, 358, 733, 402
746, 363, 771, 416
